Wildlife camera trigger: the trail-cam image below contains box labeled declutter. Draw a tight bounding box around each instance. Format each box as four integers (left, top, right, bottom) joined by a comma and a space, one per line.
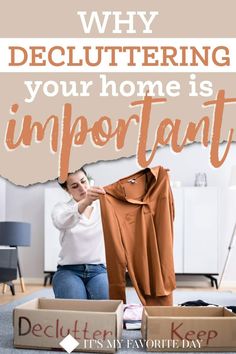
141, 306, 236, 352
13, 298, 123, 352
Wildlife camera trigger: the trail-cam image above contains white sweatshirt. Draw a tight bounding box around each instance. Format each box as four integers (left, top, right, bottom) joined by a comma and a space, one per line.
51, 198, 106, 265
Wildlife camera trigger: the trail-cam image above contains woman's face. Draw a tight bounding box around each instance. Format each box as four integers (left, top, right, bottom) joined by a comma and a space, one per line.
66, 170, 90, 202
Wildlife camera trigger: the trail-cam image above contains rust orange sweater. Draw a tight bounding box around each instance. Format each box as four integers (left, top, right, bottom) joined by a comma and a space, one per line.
99, 166, 176, 305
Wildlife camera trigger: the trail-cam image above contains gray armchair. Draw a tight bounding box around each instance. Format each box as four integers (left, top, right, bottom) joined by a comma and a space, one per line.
0, 248, 17, 295
0, 221, 31, 294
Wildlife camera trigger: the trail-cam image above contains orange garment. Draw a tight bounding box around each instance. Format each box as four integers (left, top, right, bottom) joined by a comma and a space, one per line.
99, 166, 176, 306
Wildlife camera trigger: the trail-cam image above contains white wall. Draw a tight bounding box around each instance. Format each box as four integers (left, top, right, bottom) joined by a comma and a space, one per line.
85, 143, 235, 188
5, 180, 57, 279
0, 177, 6, 220
4, 142, 236, 284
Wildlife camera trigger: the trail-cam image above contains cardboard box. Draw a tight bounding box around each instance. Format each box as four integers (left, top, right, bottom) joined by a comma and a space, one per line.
141, 306, 236, 352
13, 298, 123, 352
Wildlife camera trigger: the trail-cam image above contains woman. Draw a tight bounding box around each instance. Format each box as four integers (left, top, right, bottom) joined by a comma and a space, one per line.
51, 168, 109, 299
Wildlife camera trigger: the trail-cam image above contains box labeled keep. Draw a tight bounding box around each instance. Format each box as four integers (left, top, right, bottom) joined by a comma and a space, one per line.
141, 306, 236, 352
13, 298, 123, 352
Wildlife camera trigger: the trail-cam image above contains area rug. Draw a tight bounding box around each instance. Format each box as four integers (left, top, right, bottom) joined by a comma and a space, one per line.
1, 288, 236, 354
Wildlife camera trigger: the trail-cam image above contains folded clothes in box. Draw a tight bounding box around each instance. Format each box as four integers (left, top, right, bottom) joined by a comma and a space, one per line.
123, 304, 143, 330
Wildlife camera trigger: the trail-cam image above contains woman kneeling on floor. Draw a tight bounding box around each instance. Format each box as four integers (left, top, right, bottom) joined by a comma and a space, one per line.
51, 168, 108, 300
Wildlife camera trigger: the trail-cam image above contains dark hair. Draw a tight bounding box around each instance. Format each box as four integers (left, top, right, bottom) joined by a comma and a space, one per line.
58, 168, 88, 190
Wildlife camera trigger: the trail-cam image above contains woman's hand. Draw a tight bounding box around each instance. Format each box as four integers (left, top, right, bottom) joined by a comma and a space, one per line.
78, 186, 105, 213
84, 186, 106, 205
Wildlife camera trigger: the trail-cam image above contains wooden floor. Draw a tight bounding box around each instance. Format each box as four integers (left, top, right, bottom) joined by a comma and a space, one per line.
0, 284, 49, 306
1, 283, 236, 306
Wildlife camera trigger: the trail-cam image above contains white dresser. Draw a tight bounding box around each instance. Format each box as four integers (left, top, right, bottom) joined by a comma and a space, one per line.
173, 187, 219, 286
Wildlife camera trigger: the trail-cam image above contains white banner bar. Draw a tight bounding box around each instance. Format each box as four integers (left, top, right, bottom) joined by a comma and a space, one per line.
0, 38, 235, 72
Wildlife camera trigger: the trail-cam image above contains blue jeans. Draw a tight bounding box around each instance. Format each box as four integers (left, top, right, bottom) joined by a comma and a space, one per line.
52, 264, 109, 300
